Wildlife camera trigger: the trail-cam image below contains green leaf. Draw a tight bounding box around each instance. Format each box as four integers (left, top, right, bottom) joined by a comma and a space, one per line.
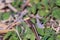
42, 35, 50, 40
37, 27, 45, 36
22, 23, 35, 40
24, 33, 35, 40
34, 0, 40, 4
31, 5, 36, 14
56, 35, 60, 40
41, 0, 49, 9
56, 0, 60, 6
41, 18, 48, 24
12, 0, 23, 10
30, 18, 36, 24
3, 31, 12, 40
30, 0, 40, 4
15, 26, 22, 34
52, 7, 60, 19
48, 0, 55, 8
48, 36, 54, 40
36, 3, 44, 10
9, 36, 19, 40
2, 12, 10, 20
38, 10, 49, 17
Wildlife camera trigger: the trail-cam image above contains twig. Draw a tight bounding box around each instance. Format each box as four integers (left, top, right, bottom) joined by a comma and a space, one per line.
6, 17, 30, 29
7, 4, 18, 12
21, 0, 30, 10
0, 28, 15, 34
25, 19, 40, 40
15, 26, 22, 40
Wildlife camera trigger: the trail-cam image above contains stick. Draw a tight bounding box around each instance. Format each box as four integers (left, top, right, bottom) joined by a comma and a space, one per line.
7, 4, 18, 12
0, 29, 15, 34
0, 17, 30, 34
25, 19, 40, 40
21, 0, 30, 10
